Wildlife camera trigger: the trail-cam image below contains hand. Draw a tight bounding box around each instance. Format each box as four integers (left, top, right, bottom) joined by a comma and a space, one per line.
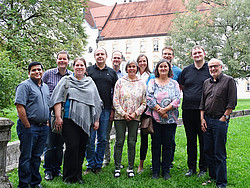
157, 107, 168, 118
161, 113, 168, 119
109, 109, 115, 121
93, 121, 99, 130
219, 116, 227, 122
201, 118, 207, 132
128, 112, 136, 120
55, 116, 63, 131
124, 113, 133, 121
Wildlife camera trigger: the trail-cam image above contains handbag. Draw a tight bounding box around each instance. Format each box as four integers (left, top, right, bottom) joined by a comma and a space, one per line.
50, 77, 69, 134
140, 116, 154, 134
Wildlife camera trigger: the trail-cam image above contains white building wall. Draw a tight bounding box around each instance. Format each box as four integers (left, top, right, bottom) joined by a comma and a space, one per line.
236, 78, 250, 99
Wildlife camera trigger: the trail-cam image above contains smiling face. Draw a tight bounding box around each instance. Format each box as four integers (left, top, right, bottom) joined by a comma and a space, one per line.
94, 48, 107, 66
191, 48, 206, 63
127, 62, 138, 78
162, 49, 174, 63
73, 60, 86, 79
158, 62, 169, 77
112, 51, 122, 70
208, 59, 222, 80
29, 65, 43, 82
138, 56, 148, 73
56, 53, 69, 69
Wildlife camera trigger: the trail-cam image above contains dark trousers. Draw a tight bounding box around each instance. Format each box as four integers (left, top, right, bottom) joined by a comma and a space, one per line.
43, 115, 64, 175
62, 118, 88, 183
204, 116, 228, 187
140, 129, 149, 160
151, 119, 176, 174
183, 109, 207, 171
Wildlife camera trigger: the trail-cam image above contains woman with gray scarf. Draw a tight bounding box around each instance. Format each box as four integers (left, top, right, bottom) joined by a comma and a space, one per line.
50, 57, 103, 184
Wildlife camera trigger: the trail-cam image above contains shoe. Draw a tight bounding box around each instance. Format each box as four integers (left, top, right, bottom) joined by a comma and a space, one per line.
95, 167, 102, 174
44, 172, 53, 181
185, 169, 196, 176
170, 163, 174, 169
162, 173, 171, 180
137, 166, 144, 173
202, 178, 215, 186
120, 164, 124, 169
77, 180, 84, 184
114, 169, 121, 178
31, 184, 43, 188
127, 169, 135, 178
152, 172, 159, 179
84, 168, 93, 175
54, 172, 63, 177
197, 170, 206, 177
217, 185, 226, 188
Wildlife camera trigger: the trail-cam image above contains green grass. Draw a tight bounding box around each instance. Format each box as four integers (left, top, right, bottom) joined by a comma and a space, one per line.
7, 115, 250, 187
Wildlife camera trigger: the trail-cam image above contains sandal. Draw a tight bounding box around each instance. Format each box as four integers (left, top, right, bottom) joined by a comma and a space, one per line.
202, 178, 215, 186
127, 169, 135, 178
114, 170, 121, 178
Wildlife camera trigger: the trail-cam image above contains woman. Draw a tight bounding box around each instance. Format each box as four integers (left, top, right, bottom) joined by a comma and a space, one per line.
136, 54, 154, 173
146, 59, 180, 180
50, 58, 103, 184
113, 59, 146, 178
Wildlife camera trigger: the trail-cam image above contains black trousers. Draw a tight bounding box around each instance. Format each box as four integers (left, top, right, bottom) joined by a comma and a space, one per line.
183, 109, 207, 171
140, 129, 149, 160
62, 118, 88, 183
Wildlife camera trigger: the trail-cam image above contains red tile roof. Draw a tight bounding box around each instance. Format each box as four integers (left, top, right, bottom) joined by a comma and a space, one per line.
85, 1, 105, 28
99, 0, 211, 39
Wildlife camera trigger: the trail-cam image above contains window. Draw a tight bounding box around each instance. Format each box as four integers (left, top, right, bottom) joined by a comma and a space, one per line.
140, 41, 146, 53
112, 44, 118, 52
246, 82, 250, 92
126, 43, 132, 54
153, 40, 159, 52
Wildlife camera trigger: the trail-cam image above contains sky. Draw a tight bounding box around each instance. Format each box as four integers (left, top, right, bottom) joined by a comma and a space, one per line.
91, 0, 117, 6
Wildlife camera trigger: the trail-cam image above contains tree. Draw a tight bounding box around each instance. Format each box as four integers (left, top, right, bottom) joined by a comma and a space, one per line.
0, 0, 88, 71
168, 0, 249, 78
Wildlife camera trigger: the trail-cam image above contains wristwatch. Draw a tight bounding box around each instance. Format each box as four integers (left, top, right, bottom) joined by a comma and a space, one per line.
223, 114, 229, 120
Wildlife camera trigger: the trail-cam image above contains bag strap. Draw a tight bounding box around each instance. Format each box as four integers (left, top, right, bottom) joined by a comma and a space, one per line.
62, 77, 69, 106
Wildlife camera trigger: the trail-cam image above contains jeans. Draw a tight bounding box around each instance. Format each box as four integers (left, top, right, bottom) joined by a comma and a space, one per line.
103, 121, 113, 164
151, 119, 176, 174
85, 108, 111, 169
204, 116, 228, 187
62, 119, 88, 183
17, 119, 48, 188
183, 109, 207, 171
114, 120, 139, 170
43, 115, 64, 175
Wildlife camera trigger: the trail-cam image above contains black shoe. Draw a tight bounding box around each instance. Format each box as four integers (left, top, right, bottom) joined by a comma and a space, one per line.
94, 167, 102, 174
217, 185, 226, 188
31, 184, 43, 188
54, 172, 63, 177
44, 172, 53, 181
185, 169, 196, 176
152, 172, 159, 179
170, 163, 174, 169
162, 173, 171, 180
197, 170, 206, 177
77, 180, 84, 184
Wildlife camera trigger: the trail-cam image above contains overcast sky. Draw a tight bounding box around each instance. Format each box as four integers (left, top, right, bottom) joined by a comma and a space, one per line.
91, 0, 117, 6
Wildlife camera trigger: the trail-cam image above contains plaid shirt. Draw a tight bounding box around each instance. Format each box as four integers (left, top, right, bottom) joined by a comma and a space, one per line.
42, 68, 72, 96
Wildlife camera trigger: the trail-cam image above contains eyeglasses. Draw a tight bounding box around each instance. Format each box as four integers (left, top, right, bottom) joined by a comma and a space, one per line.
208, 64, 221, 69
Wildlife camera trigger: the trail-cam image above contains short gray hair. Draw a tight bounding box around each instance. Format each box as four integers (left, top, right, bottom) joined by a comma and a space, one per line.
125, 59, 139, 73
208, 58, 223, 67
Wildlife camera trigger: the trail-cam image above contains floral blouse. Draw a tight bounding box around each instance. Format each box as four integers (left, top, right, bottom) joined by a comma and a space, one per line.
113, 76, 146, 121
146, 78, 180, 124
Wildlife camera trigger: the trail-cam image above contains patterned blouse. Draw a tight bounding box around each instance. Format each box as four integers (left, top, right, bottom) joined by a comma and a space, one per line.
113, 76, 147, 121
146, 78, 180, 124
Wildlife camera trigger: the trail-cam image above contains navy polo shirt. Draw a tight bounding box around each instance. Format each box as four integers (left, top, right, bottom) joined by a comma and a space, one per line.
15, 78, 50, 122
87, 64, 118, 109
178, 62, 211, 109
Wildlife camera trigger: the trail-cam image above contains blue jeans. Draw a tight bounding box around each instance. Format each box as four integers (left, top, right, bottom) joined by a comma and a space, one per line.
85, 108, 111, 169
151, 119, 176, 174
204, 116, 228, 187
17, 119, 48, 188
43, 116, 64, 175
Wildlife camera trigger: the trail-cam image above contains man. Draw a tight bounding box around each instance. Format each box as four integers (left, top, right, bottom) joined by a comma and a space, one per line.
42, 51, 72, 180
200, 58, 237, 188
162, 46, 182, 168
15, 62, 50, 188
85, 47, 118, 174
103, 50, 125, 166
178, 45, 210, 177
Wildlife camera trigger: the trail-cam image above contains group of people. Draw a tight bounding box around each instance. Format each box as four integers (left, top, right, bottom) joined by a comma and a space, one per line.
15, 45, 237, 188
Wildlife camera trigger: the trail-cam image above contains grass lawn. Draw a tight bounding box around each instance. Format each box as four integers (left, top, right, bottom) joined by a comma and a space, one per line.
6, 115, 250, 187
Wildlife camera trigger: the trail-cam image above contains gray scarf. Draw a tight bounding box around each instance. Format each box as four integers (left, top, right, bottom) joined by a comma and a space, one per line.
50, 74, 103, 135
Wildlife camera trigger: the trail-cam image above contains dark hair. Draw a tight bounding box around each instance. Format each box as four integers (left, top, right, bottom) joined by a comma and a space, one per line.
162, 46, 174, 56
136, 54, 151, 75
28, 62, 43, 72
154, 59, 173, 78
73, 57, 88, 75
191, 45, 205, 56
112, 50, 123, 58
125, 59, 139, 73
57, 51, 69, 60
94, 47, 107, 56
